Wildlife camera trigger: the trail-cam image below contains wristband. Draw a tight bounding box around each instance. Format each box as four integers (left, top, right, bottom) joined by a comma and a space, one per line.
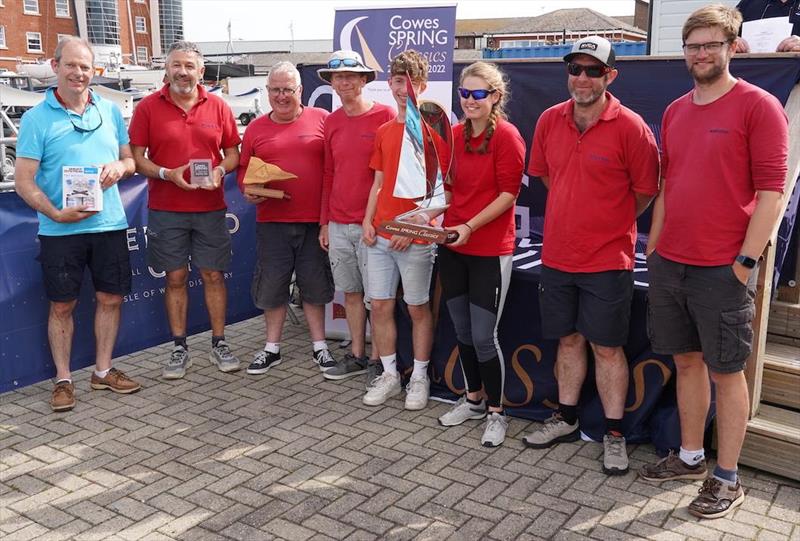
214, 165, 226, 177
464, 223, 473, 231
158, 167, 167, 180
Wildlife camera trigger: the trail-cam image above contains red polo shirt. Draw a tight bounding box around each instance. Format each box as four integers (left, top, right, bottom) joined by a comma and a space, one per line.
128, 84, 241, 212
528, 92, 659, 272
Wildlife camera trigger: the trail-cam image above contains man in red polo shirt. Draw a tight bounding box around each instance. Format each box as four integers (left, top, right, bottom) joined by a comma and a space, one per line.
524, 36, 659, 476
129, 41, 241, 379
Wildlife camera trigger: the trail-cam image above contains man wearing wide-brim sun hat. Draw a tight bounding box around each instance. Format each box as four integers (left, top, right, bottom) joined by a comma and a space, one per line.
316, 50, 377, 83
316, 49, 396, 383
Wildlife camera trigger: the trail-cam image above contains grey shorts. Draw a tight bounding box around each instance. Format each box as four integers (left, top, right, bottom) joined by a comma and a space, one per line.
646, 251, 757, 374
146, 209, 231, 273
328, 221, 368, 295
252, 222, 334, 310
366, 236, 435, 305
539, 265, 634, 347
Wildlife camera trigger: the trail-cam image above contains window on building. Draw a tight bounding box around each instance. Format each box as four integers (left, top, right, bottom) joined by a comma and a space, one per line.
137, 46, 148, 63
135, 16, 147, 33
0, 27, 6, 49
55, 0, 69, 16
86, 0, 120, 45
26, 32, 43, 52
24, 0, 40, 14
57, 33, 71, 42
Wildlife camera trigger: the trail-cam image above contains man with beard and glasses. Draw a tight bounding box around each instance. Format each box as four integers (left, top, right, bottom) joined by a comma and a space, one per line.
129, 40, 242, 379
523, 36, 659, 476
639, 5, 788, 520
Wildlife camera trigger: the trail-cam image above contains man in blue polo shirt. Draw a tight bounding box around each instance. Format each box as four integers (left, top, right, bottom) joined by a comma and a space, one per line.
15, 36, 141, 412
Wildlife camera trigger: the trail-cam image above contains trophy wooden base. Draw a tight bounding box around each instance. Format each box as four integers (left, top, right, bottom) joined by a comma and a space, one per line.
378, 221, 459, 244
245, 185, 289, 200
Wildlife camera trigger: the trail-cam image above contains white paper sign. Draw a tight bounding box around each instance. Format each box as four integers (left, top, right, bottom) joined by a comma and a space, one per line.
742, 17, 794, 53
62, 166, 103, 211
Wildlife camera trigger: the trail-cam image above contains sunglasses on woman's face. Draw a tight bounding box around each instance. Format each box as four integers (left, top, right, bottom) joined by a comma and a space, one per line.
457, 87, 497, 100
566, 62, 611, 78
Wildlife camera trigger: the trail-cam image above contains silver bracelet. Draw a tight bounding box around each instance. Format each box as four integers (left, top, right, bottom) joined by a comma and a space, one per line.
158, 167, 167, 180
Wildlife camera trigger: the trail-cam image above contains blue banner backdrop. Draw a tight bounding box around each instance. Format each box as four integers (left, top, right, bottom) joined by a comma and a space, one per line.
0, 176, 260, 392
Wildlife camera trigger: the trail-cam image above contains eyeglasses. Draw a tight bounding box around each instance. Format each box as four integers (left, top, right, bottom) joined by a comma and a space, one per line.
682, 41, 730, 54
457, 87, 497, 100
327, 58, 364, 69
267, 87, 298, 96
66, 107, 103, 133
566, 62, 611, 78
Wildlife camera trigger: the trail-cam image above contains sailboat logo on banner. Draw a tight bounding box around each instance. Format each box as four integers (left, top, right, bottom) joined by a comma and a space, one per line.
378, 74, 458, 244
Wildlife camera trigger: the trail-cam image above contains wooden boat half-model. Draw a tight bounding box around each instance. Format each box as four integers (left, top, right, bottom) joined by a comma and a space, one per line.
242, 157, 297, 200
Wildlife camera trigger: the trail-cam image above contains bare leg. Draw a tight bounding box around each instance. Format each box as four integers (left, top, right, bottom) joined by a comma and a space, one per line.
200, 269, 227, 336
710, 370, 749, 470
557, 332, 588, 406
303, 303, 327, 343
371, 298, 396, 357
165, 268, 189, 336
49, 300, 77, 380
674, 351, 710, 451
264, 306, 287, 344
94, 292, 123, 371
407, 303, 433, 362
344, 291, 367, 358
591, 344, 628, 419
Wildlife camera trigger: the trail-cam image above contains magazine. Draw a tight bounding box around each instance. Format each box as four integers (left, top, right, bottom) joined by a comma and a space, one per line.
62, 166, 103, 212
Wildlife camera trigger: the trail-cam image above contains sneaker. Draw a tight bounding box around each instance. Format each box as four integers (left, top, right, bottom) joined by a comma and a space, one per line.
163, 346, 191, 380
90, 368, 141, 394
313, 348, 337, 372
324, 353, 368, 380
247, 350, 282, 375
438, 396, 487, 426
362, 372, 402, 406
481, 412, 508, 447
688, 477, 745, 519
602, 434, 629, 475
51, 381, 75, 412
365, 360, 384, 390
638, 451, 708, 482
210, 341, 241, 373
404, 374, 430, 410
522, 412, 580, 449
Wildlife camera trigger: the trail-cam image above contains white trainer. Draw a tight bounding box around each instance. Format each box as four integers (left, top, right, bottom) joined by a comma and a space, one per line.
362, 372, 402, 406
481, 412, 508, 448
404, 374, 430, 410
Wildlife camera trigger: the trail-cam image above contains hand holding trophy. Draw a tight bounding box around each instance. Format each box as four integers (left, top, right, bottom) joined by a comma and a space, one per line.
377, 75, 458, 244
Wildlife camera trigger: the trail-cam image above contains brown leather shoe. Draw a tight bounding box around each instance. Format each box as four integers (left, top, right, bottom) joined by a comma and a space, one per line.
90, 368, 141, 394
51, 381, 75, 412
688, 477, 745, 519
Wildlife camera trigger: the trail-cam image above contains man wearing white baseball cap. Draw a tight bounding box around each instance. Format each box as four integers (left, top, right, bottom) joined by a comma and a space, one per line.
524, 35, 660, 476
317, 51, 396, 382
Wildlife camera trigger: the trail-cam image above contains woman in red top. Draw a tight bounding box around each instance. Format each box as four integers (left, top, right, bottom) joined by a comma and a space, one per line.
436, 61, 525, 447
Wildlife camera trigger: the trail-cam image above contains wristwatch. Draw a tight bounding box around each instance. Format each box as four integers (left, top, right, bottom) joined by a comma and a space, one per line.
735, 255, 757, 269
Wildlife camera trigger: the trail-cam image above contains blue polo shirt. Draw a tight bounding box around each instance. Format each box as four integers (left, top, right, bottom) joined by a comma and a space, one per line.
17, 88, 130, 236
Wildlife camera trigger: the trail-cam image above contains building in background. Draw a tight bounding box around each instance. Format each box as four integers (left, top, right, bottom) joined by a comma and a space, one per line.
0, 0, 184, 72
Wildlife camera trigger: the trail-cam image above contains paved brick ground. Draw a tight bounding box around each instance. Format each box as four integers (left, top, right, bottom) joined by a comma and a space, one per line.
2, 314, 799, 541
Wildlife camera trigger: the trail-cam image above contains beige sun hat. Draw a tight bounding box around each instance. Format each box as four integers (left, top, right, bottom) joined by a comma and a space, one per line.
317, 50, 376, 83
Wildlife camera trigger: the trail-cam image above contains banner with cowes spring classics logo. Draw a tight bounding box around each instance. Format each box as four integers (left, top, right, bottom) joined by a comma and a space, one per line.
330, 4, 456, 116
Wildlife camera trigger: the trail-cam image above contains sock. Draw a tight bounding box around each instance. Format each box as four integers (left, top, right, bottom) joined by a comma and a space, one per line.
265, 342, 280, 354
380, 354, 398, 377
312, 340, 328, 352
679, 447, 705, 467
94, 368, 111, 378
466, 396, 484, 407
559, 403, 578, 425
606, 418, 623, 437
212, 335, 225, 348
713, 464, 738, 485
411, 359, 429, 379
55, 378, 72, 384
174, 336, 188, 349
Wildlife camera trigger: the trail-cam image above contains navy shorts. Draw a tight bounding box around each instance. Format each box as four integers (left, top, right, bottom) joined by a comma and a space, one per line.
539, 265, 634, 347
146, 209, 231, 272
37, 230, 131, 302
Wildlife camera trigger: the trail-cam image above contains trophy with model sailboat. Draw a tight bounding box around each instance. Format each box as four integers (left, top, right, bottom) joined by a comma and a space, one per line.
377, 75, 458, 244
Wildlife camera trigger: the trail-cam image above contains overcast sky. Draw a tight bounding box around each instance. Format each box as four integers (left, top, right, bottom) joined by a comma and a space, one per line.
183, 1, 638, 42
